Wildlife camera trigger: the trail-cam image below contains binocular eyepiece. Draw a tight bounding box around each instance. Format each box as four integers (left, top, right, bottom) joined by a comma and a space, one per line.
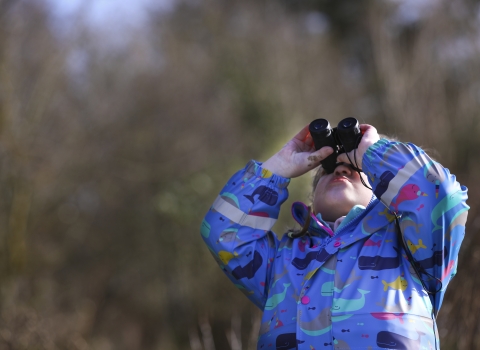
309, 117, 362, 174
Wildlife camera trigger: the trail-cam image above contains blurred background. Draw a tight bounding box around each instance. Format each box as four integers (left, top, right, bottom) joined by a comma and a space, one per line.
0, 0, 479, 349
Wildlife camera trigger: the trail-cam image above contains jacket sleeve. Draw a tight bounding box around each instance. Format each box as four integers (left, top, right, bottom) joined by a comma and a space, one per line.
362, 139, 469, 311
200, 160, 291, 309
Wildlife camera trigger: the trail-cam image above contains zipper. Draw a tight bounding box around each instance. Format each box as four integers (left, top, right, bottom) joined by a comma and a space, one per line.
333, 195, 378, 237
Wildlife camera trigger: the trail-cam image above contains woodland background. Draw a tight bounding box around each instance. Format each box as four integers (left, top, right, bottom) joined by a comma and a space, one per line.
0, 0, 479, 349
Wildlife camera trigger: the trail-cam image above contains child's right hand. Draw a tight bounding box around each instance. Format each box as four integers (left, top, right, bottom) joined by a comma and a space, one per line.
261, 124, 334, 179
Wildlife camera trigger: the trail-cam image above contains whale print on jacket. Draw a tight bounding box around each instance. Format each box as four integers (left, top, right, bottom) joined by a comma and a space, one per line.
424, 160, 447, 199
291, 249, 332, 270
298, 308, 332, 336
244, 185, 279, 206
374, 170, 395, 199
331, 289, 370, 312
231, 250, 263, 280
264, 283, 291, 310
201, 219, 211, 238
371, 312, 405, 324
418, 248, 446, 270
392, 184, 427, 212
217, 228, 243, 244
220, 192, 240, 208
376, 330, 423, 349
358, 247, 401, 271
276, 333, 302, 350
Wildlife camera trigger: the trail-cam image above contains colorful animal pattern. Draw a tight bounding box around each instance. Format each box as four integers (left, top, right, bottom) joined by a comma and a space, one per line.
201, 139, 469, 349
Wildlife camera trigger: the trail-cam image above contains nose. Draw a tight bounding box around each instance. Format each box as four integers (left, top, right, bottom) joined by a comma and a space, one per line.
334, 163, 353, 176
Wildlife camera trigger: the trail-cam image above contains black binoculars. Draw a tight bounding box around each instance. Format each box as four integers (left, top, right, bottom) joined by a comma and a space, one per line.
309, 117, 362, 174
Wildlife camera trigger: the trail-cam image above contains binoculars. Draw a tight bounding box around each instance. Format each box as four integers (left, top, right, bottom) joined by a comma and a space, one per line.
309, 117, 362, 174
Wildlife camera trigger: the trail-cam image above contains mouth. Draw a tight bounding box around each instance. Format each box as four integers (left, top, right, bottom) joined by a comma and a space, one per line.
330, 176, 350, 184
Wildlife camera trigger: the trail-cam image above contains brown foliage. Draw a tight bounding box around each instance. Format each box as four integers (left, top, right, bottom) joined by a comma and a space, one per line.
0, 0, 478, 349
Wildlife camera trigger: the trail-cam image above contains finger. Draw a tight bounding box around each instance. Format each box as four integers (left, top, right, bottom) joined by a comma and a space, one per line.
338, 150, 365, 171
337, 150, 360, 164
296, 124, 315, 151
303, 132, 314, 148
295, 124, 311, 142
336, 152, 350, 164
307, 146, 334, 165
359, 124, 378, 140
359, 124, 374, 132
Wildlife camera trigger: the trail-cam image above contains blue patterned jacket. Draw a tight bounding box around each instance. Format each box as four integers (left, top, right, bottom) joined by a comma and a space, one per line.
201, 139, 469, 349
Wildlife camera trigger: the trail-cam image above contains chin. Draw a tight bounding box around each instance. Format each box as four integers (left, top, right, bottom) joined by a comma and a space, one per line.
314, 201, 354, 221
313, 189, 361, 216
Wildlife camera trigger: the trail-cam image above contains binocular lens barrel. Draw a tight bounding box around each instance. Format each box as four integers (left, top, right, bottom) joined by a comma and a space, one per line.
336, 117, 361, 153
339, 117, 356, 129
308, 117, 362, 173
309, 119, 331, 136
308, 119, 336, 151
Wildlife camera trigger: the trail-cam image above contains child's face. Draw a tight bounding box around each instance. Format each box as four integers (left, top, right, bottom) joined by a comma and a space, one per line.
313, 163, 372, 222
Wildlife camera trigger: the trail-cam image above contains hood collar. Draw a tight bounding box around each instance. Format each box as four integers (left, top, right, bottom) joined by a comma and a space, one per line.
291, 201, 334, 237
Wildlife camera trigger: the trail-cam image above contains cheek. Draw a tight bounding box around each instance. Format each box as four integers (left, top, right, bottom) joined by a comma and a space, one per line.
356, 178, 373, 203
314, 178, 328, 198
312, 180, 327, 211
313, 184, 322, 203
